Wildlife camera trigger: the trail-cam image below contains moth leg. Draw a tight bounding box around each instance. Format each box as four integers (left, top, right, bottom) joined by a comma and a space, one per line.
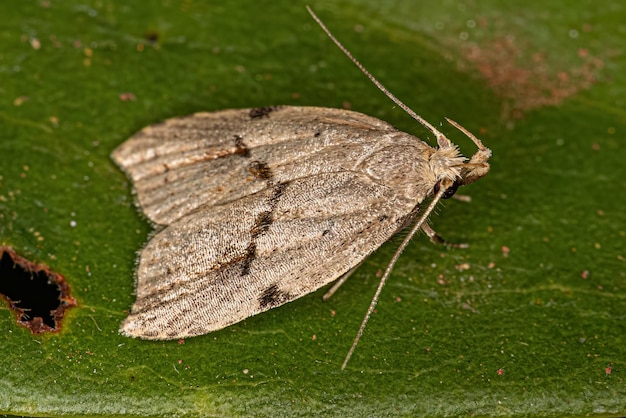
421, 224, 469, 249
322, 263, 363, 301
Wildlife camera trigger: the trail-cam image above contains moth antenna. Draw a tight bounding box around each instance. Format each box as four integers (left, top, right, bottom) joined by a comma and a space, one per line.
341, 187, 449, 370
445, 117, 492, 185
444, 117, 489, 152
306, 6, 451, 147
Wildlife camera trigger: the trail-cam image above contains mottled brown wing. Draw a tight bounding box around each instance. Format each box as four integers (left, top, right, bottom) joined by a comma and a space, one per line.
113, 106, 434, 339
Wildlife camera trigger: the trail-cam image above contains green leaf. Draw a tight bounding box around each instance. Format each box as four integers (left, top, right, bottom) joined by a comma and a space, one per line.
1, 0, 624, 416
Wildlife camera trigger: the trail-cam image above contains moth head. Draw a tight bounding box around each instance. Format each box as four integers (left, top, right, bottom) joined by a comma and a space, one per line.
441, 118, 492, 188
427, 144, 464, 195
427, 119, 491, 199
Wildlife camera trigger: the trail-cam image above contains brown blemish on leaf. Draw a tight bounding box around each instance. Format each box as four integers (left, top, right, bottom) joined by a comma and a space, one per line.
0, 246, 77, 334
459, 36, 603, 120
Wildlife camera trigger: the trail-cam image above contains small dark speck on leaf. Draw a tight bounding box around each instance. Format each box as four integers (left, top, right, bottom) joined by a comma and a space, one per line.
143, 31, 160, 43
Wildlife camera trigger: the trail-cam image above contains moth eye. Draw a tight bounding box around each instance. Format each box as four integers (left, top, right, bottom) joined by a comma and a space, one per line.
432, 180, 441, 196
442, 180, 460, 199
433, 179, 460, 199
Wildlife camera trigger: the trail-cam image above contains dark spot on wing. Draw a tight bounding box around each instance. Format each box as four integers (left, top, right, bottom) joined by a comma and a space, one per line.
233, 134, 250, 157
258, 283, 290, 308
241, 241, 256, 276
239, 149, 286, 276
250, 210, 272, 238
269, 182, 286, 202
249, 106, 279, 119
249, 161, 272, 181
240, 181, 287, 276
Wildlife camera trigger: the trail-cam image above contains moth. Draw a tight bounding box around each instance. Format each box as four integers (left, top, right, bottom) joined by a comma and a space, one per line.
112, 7, 491, 369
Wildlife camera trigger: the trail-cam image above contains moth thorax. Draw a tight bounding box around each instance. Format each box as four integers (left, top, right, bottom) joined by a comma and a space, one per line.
428, 146, 466, 186
358, 144, 432, 203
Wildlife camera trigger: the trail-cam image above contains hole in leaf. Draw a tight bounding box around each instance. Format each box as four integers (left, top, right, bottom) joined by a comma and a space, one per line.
0, 246, 77, 334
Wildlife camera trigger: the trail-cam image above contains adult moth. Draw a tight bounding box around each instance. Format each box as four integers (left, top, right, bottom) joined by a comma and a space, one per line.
112, 7, 491, 369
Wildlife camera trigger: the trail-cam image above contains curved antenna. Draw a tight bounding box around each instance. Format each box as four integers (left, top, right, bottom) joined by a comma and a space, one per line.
445, 117, 490, 154
306, 6, 451, 147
